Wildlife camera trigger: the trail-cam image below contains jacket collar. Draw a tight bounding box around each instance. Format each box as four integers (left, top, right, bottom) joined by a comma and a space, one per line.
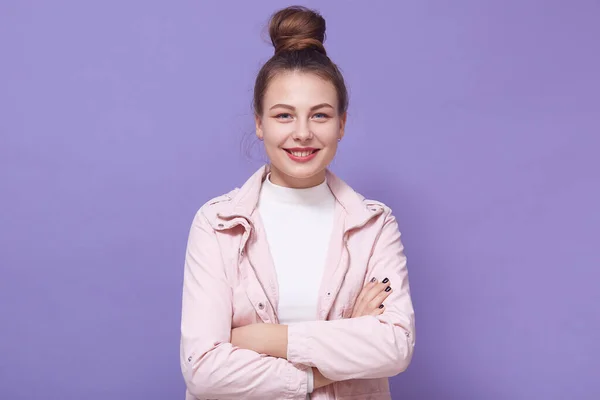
215, 165, 378, 232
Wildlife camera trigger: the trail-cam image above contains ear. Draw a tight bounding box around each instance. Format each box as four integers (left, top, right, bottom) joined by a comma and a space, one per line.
255, 114, 264, 140
339, 112, 347, 140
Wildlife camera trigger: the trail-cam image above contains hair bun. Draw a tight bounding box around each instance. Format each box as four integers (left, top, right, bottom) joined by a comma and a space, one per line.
269, 6, 327, 56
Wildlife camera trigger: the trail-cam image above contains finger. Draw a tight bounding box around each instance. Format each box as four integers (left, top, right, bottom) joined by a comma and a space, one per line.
364, 277, 378, 291
352, 277, 390, 318
352, 288, 371, 317
363, 280, 391, 305
355, 277, 378, 308
368, 285, 393, 312
369, 303, 385, 316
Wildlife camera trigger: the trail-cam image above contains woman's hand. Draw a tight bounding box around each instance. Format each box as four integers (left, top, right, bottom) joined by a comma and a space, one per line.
350, 277, 393, 318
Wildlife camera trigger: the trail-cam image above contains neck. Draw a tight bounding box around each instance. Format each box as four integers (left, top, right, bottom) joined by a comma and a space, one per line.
268, 165, 326, 189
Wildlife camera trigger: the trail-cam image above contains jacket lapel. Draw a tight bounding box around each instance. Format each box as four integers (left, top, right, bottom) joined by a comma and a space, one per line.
207, 165, 384, 323
245, 208, 280, 322
316, 170, 385, 320
212, 166, 281, 322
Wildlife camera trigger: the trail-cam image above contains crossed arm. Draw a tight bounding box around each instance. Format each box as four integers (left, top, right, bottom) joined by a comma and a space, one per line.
230, 277, 395, 389
180, 210, 415, 399
231, 323, 333, 389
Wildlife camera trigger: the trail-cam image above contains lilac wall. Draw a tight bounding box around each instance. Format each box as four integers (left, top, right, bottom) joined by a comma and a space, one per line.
1, 1, 599, 399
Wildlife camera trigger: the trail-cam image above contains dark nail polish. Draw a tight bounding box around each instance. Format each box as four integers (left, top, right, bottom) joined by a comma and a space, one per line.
385, 286, 391, 292
379, 304, 384, 309
382, 278, 389, 284
370, 277, 377, 283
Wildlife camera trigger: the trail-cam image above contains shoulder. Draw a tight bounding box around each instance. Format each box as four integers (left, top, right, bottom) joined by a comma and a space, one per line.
351, 187, 394, 218
186, 188, 241, 236
195, 187, 240, 218
187, 188, 242, 232
203, 188, 240, 210
363, 197, 392, 214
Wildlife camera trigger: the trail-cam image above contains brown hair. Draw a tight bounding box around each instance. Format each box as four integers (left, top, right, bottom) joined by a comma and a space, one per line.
253, 6, 349, 116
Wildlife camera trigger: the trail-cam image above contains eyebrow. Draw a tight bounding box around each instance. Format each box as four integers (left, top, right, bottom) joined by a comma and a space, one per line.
269, 103, 335, 111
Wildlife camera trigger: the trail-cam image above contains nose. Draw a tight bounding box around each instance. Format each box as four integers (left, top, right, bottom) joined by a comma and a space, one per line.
292, 120, 313, 142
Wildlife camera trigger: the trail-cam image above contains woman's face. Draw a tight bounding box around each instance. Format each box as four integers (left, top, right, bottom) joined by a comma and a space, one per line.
255, 71, 346, 188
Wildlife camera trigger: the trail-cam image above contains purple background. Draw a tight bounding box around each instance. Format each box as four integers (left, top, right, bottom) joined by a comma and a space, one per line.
1, 1, 599, 399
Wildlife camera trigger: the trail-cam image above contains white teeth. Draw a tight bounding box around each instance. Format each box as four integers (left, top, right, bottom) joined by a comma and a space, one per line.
291, 150, 313, 157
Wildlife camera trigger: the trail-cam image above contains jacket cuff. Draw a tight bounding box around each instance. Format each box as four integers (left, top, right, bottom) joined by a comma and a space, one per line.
285, 360, 309, 399
287, 322, 314, 365
306, 367, 314, 393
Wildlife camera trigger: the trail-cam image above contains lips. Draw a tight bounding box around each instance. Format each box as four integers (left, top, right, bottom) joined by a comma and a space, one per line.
283, 147, 320, 163
284, 148, 320, 157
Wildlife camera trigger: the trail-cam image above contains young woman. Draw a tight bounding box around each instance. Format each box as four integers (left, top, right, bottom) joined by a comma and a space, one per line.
180, 6, 415, 400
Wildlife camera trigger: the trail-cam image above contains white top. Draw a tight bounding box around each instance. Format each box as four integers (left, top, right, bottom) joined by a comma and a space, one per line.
257, 173, 336, 394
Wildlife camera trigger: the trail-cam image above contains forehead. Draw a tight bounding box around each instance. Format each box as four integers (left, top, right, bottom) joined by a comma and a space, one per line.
263, 71, 338, 108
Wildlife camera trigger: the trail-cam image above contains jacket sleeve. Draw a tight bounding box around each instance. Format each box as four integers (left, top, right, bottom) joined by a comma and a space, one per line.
180, 209, 309, 400
286, 210, 415, 381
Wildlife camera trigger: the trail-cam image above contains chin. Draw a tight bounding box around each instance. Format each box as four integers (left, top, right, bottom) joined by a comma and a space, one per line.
273, 159, 327, 179
286, 169, 322, 180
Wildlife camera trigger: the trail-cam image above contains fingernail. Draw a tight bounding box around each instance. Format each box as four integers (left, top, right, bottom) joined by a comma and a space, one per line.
370, 277, 377, 283
385, 286, 391, 292
379, 304, 384, 309
382, 278, 389, 284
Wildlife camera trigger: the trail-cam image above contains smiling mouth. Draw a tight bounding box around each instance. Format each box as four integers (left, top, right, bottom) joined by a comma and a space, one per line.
284, 149, 320, 157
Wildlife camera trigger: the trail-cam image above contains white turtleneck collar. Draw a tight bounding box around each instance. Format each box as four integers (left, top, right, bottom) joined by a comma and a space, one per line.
259, 173, 333, 206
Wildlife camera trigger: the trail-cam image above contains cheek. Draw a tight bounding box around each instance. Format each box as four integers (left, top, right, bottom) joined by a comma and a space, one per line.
262, 121, 289, 143
314, 122, 341, 143
261, 129, 287, 157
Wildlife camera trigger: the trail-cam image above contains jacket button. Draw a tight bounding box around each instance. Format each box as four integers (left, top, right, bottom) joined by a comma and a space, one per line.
217, 223, 224, 228
187, 356, 192, 362
258, 302, 265, 310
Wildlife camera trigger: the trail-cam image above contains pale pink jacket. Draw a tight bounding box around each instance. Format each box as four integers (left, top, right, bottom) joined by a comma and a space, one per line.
180, 166, 415, 400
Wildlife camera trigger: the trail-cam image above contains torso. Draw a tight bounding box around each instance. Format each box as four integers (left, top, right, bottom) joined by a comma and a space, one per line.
257, 174, 335, 325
